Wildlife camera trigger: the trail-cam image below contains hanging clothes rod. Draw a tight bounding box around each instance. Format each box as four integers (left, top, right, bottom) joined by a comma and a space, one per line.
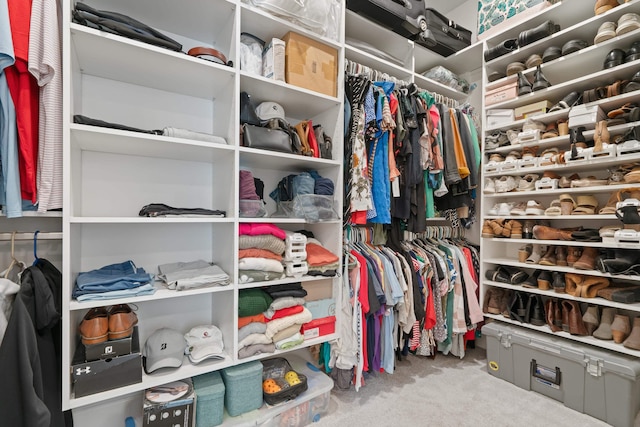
345, 58, 459, 108
0, 231, 63, 241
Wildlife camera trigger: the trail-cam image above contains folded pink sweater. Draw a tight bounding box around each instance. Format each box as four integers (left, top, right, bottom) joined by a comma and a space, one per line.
239, 223, 286, 240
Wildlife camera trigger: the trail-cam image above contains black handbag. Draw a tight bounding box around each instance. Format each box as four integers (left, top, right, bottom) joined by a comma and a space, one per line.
242, 124, 293, 153
418, 9, 471, 57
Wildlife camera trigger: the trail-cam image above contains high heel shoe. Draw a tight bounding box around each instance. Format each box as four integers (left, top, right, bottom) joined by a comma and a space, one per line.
518, 72, 532, 96
532, 65, 551, 91
594, 120, 610, 153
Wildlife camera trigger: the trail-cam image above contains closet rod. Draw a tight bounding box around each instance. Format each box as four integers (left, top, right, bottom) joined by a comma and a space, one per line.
0, 232, 63, 241
345, 58, 459, 107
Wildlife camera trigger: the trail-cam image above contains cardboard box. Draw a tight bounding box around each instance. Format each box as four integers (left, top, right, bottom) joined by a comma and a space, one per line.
84, 326, 136, 362
514, 100, 553, 120
72, 328, 141, 397
281, 32, 337, 97
262, 38, 285, 82
568, 105, 606, 128
302, 316, 336, 340
143, 379, 196, 427
304, 298, 336, 320
485, 81, 517, 106
486, 109, 515, 127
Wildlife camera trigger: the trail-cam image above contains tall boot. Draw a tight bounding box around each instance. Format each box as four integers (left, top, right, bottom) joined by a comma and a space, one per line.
593, 307, 616, 340
562, 300, 589, 336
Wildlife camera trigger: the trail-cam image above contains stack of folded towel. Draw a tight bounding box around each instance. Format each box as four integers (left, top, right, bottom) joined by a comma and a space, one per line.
238, 223, 287, 283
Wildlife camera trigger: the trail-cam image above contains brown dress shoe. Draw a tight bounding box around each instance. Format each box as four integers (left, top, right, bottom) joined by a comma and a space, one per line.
573, 247, 599, 270
562, 300, 589, 336
623, 317, 640, 350
108, 304, 139, 340
79, 307, 109, 345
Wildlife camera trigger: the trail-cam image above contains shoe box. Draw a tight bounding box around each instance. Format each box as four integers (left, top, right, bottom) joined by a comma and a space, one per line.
486, 109, 515, 127
72, 327, 142, 398
83, 330, 134, 362
143, 378, 195, 427
485, 78, 517, 107
568, 104, 606, 129
514, 100, 553, 120
302, 316, 336, 340
482, 322, 640, 427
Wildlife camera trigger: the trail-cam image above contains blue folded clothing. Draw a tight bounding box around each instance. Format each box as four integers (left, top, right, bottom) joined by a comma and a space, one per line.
72, 260, 153, 298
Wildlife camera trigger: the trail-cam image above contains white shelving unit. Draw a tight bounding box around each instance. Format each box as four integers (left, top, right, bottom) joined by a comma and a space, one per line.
63, 0, 345, 425
480, 0, 640, 358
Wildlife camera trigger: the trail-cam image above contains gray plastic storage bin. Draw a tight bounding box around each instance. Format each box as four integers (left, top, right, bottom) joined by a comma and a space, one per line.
193, 371, 225, 427
482, 322, 640, 427
221, 360, 263, 417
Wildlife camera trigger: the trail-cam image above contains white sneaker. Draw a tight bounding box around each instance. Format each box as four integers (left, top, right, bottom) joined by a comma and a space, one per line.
487, 203, 501, 216
517, 174, 539, 191
507, 129, 520, 145
510, 201, 527, 216
525, 200, 545, 215
498, 202, 514, 216
484, 178, 496, 193
495, 175, 517, 193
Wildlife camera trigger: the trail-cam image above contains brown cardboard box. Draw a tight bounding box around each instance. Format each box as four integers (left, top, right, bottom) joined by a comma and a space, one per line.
281, 32, 337, 97
514, 100, 553, 120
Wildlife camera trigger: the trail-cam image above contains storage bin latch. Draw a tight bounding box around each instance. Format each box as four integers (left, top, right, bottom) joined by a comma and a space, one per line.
585, 357, 603, 377
499, 332, 512, 348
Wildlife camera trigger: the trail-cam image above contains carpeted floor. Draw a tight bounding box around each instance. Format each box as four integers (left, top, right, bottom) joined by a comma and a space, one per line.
316, 346, 617, 427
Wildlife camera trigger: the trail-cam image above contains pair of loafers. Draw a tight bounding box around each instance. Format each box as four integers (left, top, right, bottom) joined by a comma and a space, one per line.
604, 42, 640, 69
485, 266, 528, 285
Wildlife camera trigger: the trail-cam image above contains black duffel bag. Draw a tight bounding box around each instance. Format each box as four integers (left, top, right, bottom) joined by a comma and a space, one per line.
417, 9, 471, 57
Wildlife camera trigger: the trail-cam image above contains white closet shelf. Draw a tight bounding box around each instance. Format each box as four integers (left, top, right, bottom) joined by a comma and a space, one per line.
239, 218, 342, 224
484, 280, 640, 313
70, 125, 233, 163
483, 0, 635, 65
240, 3, 342, 50
483, 183, 640, 198
484, 313, 640, 358
69, 283, 233, 311
345, 44, 413, 81
412, 73, 469, 101
488, 58, 640, 111
71, 24, 235, 100
68, 217, 234, 224
238, 275, 334, 290
69, 353, 234, 409
239, 146, 340, 170
413, 41, 484, 77
239, 71, 340, 119
483, 215, 617, 221
484, 151, 640, 178
483, 237, 638, 250
484, 257, 640, 283
236, 334, 338, 364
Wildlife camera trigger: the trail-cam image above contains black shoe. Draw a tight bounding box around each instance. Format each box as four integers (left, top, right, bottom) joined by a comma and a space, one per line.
626, 41, 640, 63
503, 266, 529, 285
486, 268, 510, 283
542, 45, 562, 63
561, 39, 588, 56
532, 65, 551, 91
522, 270, 541, 288
552, 271, 565, 292
525, 294, 546, 326
604, 48, 626, 69
548, 91, 581, 112
518, 72, 532, 96
509, 291, 527, 323
519, 20, 560, 47
537, 271, 552, 289
484, 38, 519, 62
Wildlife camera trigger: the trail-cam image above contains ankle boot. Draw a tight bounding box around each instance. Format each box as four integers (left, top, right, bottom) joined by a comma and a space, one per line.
556, 246, 568, 266
532, 65, 551, 91
594, 120, 610, 153
575, 126, 587, 148
573, 247, 599, 270
483, 287, 504, 314
518, 72, 532, 96
611, 314, 631, 343
510, 220, 523, 239
539, 245, 557, 266
552, 271, 565, 293
562, 300, 589, 336
522, 269, 542, 288
509, 291, 527, 322
564, 272, 581, 296
593, 307, 616, 340
536, 271, 552, 290
518, 244, 533, 263
615, 203, 640, 231
567, 247, 581, 267
482, 220, 495, 238
525, 294, 545, 326
623, 317, 640, 350
582, 306, 600, 335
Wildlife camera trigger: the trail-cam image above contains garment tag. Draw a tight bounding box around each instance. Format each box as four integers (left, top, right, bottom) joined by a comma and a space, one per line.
392, 177, 400, 197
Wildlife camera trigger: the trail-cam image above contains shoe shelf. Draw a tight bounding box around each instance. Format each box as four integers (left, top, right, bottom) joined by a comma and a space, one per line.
485, 280, 640, 313
484, 0, 639, 69
484, 183, 640, 198
483, 237, 640, 250
483, 313, 640, 358
488, 57, 640, 111
484, 151, 640, 178
484, 257, 640, 284
484, 214, 617, 220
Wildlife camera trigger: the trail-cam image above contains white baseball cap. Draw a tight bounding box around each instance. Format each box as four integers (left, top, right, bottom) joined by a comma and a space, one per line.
143, 328, 186, 374
184, 325, 225, 364
256, 101, 286, 121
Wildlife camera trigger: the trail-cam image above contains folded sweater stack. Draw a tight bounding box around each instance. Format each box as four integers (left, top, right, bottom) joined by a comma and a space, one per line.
238, 223, 287, 283
306, 238, 340, 276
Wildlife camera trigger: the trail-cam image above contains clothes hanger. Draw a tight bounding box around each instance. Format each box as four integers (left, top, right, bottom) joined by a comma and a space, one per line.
4, 231, 21, 279
33, 230, 40, 266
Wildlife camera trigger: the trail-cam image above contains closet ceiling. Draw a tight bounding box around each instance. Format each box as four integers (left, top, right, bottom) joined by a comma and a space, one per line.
428, 0, 469, 14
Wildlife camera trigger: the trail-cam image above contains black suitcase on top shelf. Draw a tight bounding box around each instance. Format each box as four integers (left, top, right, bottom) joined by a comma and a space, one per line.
346, 0, 471, 57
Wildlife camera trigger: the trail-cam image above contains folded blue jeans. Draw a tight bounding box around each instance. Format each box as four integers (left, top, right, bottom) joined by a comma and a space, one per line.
73, 260, 153, 297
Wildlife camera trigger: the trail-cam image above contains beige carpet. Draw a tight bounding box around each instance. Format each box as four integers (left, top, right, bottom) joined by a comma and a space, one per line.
316, 346, 617, 427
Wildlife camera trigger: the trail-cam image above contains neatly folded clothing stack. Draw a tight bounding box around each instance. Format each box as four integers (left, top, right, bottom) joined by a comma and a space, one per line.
238, 223, 287, 283
306, 238, 340, 276
72, 260, 155, 301
157, 259, 230, 291
263, 295, 309, 350
237, 288, 274, 358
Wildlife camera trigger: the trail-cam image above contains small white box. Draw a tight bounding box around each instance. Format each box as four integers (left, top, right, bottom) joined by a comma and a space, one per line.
262, 38, 285, 81
568, 105, 606, 129
487, 109, 515, 127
